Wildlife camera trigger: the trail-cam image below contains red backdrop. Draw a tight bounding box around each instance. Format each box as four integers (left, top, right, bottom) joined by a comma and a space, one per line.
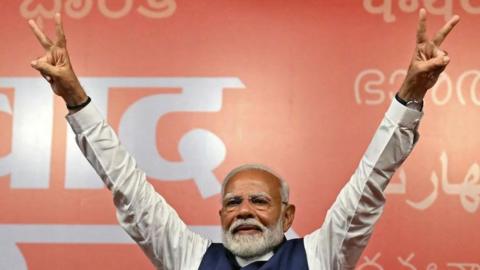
1, 1, 479, 269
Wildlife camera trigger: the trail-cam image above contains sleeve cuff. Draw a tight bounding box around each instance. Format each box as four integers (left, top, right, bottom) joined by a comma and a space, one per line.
65, 102, 104, 134
385, 97, 423, 129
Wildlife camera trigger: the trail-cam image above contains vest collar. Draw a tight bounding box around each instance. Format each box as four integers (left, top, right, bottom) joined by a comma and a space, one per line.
236, 251, 273, 267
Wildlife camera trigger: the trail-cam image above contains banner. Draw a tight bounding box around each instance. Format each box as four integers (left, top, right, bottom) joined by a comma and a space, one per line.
1, 1, 479, 269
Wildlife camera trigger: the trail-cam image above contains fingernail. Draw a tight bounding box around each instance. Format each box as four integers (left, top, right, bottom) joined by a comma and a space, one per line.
30, 60, 37, 66
443, 56, 450, 63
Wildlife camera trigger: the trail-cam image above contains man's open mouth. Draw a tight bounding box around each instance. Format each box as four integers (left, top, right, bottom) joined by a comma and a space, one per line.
232, 224, 263, 234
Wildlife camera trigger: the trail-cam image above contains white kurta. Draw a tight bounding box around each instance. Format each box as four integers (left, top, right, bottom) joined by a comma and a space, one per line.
66, 98, 422, 270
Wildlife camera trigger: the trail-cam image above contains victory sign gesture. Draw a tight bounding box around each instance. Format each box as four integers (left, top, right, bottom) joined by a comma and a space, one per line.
398, 8, 460, 102
29, 13, 87, 108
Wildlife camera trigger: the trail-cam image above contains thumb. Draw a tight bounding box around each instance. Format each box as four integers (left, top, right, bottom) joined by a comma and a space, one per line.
423, 55, 450, 72
31, 58, 56, 77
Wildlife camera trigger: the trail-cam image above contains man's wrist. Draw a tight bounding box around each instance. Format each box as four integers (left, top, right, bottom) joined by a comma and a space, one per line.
63, 90, 89, 112
395, 93, 423, 111
397, 80, 427, 101
67, 96, 91, 111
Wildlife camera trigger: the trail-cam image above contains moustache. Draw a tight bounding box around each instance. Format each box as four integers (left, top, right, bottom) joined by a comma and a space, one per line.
229, 219, 265, 235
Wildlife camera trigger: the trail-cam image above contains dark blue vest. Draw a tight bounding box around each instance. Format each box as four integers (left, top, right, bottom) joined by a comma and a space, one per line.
198, 238, 308, 270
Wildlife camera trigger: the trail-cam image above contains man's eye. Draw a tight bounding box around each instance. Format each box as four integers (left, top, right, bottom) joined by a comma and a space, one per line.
251, 197, 269, 205
225, 199, 241, 207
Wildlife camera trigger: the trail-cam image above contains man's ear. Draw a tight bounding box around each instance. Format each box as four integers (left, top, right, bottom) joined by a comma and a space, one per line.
282, 204, 296, 232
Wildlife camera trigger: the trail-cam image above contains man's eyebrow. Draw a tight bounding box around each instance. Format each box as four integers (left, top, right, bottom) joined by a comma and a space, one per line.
223, 192, 272, 201
223, 193, 237, 200
249, 192, 271, 198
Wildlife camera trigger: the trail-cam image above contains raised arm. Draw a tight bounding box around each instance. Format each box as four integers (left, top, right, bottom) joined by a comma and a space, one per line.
303, 9, 459, 269
29, 14, 210, 269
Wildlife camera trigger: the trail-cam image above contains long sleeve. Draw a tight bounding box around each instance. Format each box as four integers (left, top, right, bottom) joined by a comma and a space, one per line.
303, 98, 423, 269
66, 103, 210, 270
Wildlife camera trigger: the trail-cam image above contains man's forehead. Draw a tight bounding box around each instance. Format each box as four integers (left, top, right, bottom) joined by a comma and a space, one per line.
223, 169, 281, 194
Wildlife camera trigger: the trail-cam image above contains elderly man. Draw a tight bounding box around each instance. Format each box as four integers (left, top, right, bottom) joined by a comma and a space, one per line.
29, 9, 459, 270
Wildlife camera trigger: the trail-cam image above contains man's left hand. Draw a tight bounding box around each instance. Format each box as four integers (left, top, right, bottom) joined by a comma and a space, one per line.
398, 9, 460, 102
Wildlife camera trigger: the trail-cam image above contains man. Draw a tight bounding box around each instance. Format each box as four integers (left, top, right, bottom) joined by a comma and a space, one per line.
28, 9, 459, 270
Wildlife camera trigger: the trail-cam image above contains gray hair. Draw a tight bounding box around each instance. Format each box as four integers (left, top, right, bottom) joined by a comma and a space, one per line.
221, 163, 290, 203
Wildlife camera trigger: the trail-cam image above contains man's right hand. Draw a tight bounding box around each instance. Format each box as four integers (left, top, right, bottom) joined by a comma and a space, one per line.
29, 13, 88, 108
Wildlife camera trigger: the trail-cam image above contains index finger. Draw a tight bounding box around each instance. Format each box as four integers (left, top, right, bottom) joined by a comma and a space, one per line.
54, 13, 66, 47
432, 15, 460, 46
28, 19, 53, 50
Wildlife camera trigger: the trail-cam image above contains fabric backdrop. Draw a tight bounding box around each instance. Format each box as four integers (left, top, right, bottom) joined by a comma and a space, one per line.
1, 1, 479, 269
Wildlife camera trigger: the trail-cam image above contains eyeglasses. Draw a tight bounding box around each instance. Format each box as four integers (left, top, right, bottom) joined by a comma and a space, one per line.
222, 194, 288, 212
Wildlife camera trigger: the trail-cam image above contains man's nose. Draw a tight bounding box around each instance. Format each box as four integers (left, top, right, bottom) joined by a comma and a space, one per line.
235, 199, 255, 219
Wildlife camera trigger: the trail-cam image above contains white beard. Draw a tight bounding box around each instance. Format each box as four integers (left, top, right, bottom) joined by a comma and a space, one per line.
222, 217, 285, 259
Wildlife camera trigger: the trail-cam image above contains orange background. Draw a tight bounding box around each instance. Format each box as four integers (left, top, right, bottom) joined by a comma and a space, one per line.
1, 1, 479, 269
